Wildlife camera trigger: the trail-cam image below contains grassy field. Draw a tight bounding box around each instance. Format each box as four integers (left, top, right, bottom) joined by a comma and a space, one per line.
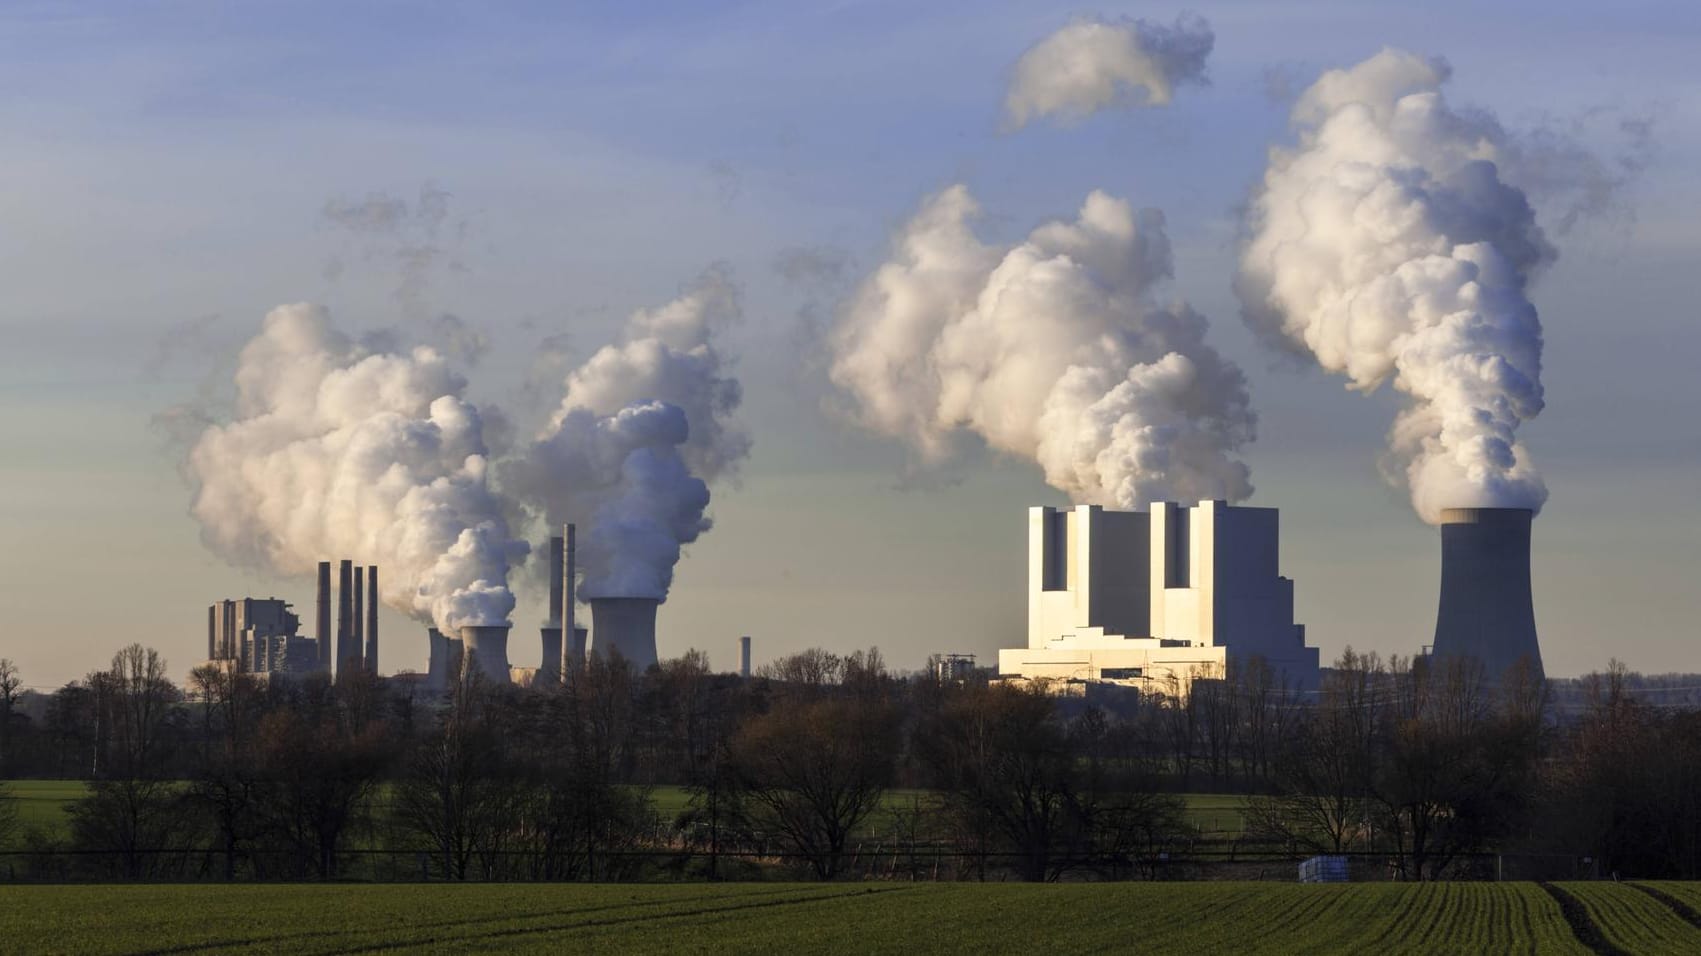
0, 781, 1248, 848
6, 881, 1698, 954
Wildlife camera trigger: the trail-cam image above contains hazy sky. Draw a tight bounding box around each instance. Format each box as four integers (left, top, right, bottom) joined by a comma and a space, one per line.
2, 0, 1697, 689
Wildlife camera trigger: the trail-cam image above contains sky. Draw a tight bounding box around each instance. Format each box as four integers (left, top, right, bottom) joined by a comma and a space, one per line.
1, 0, 1697, 689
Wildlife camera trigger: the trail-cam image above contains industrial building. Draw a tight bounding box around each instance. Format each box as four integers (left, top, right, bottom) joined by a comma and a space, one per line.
205, 597, 318, 675
998, 500, 1320, 696
203, 559, 380, 679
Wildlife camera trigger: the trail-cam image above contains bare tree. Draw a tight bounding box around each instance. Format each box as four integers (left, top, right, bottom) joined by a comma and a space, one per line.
727, 695, 899, 878
0, 658, 20, 776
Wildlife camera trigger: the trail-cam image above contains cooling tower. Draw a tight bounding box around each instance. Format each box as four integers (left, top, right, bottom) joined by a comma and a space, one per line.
567, 625, 588, 671
426, 626, 449, 691
316, 561, 332, 674
1431, 507, 1543, 681
539, 627, 562, 684
590, 598, 659, 670
460, 624, 513, 684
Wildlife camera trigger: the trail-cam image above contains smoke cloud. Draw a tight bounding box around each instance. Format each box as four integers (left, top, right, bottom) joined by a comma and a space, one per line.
830, 185, 1255, 509
1004, 14, 1213, 130
506, 268, 748, 600
1237, 49, 1552, 522
187, 304, 527, 630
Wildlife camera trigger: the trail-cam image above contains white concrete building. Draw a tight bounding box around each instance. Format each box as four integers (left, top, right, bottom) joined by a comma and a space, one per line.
998, 501, 1320, 696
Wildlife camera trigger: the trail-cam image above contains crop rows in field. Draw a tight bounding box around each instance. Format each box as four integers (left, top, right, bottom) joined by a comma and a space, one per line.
1556, 882, 1701, 955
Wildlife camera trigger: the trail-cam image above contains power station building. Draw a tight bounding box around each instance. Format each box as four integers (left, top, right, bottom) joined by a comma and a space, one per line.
998, 500, 1320, 696
205, 597, 318, 675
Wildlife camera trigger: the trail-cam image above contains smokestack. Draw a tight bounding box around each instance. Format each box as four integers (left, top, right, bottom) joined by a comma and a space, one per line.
316, 561, 332, 674
539, 534, 564, 684
352, 564, 364, 668
459, 624, 513, 684
365, 566, 378, 674
564, 524, 577, 674
207, 605, 216, 661
740, 636, 751, 679
1431, 508, 1543, 681
336, 559, 355, 677
590, 597, 659, 670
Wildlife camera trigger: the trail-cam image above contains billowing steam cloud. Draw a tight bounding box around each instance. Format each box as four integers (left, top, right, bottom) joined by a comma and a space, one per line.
1005, 14, 1213, 129
506, 268, 747, 600
1237, 50, 1551, 522
188, 304, 527, 630
830, 185, 1255, 509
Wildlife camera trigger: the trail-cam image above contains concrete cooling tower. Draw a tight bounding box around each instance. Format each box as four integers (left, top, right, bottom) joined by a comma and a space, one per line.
459, 624, 513, 684
1431, 507, 1543, 681
590, 598, 659, 670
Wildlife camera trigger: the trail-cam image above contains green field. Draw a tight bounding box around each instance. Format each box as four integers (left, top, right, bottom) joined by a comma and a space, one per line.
6, 881, 1698, 954
0, 781, 1248, 848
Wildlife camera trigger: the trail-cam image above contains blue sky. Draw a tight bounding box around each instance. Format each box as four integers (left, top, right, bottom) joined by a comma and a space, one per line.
1, 0, 1697, 687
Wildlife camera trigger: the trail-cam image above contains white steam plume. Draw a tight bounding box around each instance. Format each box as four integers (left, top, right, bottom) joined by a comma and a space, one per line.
1005, 14, 1213, 129
188, 304, 528, 630
506, 269, 747, 600
1237, 50, 1551, 522
831, 185, 1255, 508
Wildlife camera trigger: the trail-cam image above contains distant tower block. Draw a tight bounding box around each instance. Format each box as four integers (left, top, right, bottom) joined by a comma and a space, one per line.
1431, 507, 1543, 681
590, 597, 659, 670
739, 636, 752, 678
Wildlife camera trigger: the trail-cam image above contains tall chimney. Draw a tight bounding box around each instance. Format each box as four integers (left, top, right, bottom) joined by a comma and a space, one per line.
539, 534, 564, 684
1431, 507, 1543, 681
740, 635, 751, 679
316, 561, 333, 674
336, 559, 354, 678
589, 597, 659, 670
365, 566, 379, 674
352, 564, 364, 668
207, 605, 216, 661
564, 524, 578, 673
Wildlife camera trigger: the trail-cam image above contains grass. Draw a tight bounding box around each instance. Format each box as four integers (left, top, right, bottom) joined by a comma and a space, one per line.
0, 882, 1628, 955
1561, 882, 1701, 953
1, 781, 1247, 849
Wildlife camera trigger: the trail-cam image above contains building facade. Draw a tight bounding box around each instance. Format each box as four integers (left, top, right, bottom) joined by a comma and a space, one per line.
998, 501, 1320, 696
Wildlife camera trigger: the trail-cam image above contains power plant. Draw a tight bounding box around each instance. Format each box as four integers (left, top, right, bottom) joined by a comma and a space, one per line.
590, 597, 660, 670
999, 500, 1321, 696
1430, 507, 1543, 681
204, 559, 383, 679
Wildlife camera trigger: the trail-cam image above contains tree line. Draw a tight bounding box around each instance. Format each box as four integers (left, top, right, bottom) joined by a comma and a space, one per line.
1, 646, 1699, 882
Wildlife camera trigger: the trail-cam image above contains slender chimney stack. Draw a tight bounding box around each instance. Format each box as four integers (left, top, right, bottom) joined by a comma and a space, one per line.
563, 523, 579, 674
1431, 508, 1543, 681
540, 535, 565, 683
336, 559, 354, 678
740, 636, 752, 679
352, 564, 364, 668
316, 561, 333, 674
365, 565, 379, 674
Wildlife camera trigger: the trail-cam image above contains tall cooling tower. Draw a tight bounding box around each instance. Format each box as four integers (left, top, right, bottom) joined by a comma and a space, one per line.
590, 598, 659, 670
426, 627, 449, 690
460, 624, 513, 684
1431, 507, 1543, 681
